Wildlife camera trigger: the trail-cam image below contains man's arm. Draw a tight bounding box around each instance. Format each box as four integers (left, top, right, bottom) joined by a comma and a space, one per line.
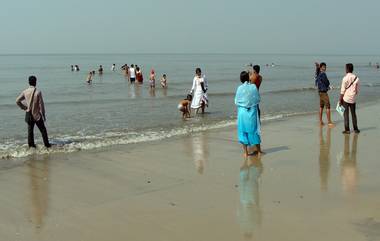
16, 92, 27, 110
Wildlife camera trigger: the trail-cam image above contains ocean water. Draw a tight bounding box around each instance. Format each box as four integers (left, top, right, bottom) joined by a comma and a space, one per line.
0, 54, 379, 159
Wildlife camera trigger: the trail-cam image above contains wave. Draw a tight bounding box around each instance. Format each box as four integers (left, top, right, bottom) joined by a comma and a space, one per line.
0, 111, 312, 160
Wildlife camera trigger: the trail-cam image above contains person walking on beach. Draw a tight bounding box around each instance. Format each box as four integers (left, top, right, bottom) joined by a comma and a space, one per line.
315, 62, 334, 126
190, 68, 208, 114
235, 71, 261, 157
339, 63, 360, 134
129, 64, 136, 83
16, 76, 51, 148
111, 64, 116, 71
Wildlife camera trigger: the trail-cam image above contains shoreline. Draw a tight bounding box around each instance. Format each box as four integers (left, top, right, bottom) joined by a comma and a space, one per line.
0, 99, 379, 240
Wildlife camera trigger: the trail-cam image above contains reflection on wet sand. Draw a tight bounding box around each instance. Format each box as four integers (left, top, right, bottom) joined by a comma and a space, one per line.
237, 155, 263, 240
340, 134, 359, 193
318, 127, 331, 192
149, 87, 156, 97
129, 83, 141, 99
26, 154, 50, 231
189, 133, 209, 174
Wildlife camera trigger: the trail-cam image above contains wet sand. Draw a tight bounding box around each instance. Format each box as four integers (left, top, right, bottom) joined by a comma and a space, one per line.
1, 103, 380, 241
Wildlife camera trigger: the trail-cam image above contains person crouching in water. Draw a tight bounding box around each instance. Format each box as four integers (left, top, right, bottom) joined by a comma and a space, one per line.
178, 94, 192, 119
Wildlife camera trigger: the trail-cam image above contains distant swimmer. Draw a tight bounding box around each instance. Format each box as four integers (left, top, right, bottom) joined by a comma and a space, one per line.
149, 69, 156, 88
136, 67, 143, 83
129, 64, 136, 83
71, 65, 74, 71
86, 71, 93, 84
74, 65, 80, 71
98, 65, 103, 75
111, 64, 116, 71
376, 63, 379, 69
160, 74, 168, 88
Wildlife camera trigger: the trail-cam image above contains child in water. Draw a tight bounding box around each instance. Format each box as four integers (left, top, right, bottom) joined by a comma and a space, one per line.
178, 94, 192, 119
160, 74, 167, 88
86, 71, 93, 84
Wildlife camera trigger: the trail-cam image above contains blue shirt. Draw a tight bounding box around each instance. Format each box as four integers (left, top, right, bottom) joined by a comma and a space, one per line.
315, 72, 330, 92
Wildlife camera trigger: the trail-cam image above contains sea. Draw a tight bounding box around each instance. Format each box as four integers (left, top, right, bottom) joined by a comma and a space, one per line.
0, 54, 379, 159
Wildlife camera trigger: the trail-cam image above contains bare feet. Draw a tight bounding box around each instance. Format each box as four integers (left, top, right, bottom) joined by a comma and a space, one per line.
327, 122, 335, 127
320, 121, 325, 126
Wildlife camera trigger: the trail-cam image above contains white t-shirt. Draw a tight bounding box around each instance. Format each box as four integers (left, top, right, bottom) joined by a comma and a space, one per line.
129, 67, 136, 78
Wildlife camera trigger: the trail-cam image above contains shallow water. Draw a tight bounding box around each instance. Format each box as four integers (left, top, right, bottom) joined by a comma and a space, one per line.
1, 53, 379, 158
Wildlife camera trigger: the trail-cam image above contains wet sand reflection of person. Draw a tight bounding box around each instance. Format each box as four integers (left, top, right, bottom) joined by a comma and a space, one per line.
318, 126, 331, 192
27, 154, 50, 231
190, 133, 209, 174
340, 134, 359, 193
237, 155, 263, 240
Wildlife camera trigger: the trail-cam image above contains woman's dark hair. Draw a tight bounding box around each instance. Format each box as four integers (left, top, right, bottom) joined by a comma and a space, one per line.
136, 67, 140, 71
195, 68, 202, 74
253, 65, 260, 74
240, 71, 249, 83
320, 62, 326, 68
28, 75, 37, 86
346, 63, 354, 73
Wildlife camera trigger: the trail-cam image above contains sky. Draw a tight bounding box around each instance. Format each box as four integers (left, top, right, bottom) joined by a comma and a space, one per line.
0, 0, 379, 54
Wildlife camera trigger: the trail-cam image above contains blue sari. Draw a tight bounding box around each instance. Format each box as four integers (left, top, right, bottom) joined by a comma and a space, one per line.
235, 82, 261, 146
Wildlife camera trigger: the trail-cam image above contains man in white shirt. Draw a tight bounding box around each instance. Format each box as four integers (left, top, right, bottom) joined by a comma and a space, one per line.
129, 64, 136, 83
16, 76, 51, 148
339, 63, 360, 134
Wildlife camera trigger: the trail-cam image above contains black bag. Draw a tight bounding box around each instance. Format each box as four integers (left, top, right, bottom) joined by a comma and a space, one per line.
25, 88, 36, 124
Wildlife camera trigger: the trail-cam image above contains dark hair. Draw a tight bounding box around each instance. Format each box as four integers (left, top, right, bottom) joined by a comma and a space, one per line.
131, 64, 134, 67
240, 71, 249, 83
253, 65, 260, 74
346, 63, 354, 73
195, 68, 202, 74
28, 75, 37, 86
320, 62, 326, 68
186, 94, 193, 101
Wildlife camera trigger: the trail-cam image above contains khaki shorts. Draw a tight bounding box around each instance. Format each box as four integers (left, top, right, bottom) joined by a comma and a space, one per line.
319, 92, 330, 109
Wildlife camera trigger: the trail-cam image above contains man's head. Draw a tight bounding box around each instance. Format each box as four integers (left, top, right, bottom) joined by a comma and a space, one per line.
346, 63, 354, 73
131, 64, 134, 68
28, 76, 37, 86
240, 71, 249, 83
320, 62, 327, 72
253, 65, 260, 74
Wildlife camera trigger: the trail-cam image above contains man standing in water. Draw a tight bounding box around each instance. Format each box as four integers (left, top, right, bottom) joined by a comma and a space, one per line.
315, 62, 334, 126
16, 76, 51, 148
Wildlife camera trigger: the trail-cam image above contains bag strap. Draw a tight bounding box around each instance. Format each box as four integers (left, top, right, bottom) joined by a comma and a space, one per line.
28, 88, 37, 113
345, 76, 358, 90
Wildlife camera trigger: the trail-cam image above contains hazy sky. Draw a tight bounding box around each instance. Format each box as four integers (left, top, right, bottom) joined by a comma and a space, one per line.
1, 0, 379, 54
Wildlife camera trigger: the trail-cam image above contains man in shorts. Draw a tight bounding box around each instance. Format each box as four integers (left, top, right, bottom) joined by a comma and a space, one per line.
315, 62, 334, 126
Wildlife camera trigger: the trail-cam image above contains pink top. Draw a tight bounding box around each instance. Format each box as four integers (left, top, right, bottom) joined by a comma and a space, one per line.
16, 86, 46, 121
340, 73, 360, 104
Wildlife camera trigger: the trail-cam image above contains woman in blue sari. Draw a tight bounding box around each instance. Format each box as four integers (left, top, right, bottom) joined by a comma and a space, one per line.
235, 71, 261, 157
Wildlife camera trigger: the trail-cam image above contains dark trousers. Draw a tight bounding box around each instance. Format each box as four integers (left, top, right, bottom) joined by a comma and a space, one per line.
342, 101, 358, 131
28, 118, 50, 147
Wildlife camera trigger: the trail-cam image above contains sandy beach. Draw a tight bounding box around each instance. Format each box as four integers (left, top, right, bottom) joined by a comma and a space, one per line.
1, 102, 380, 241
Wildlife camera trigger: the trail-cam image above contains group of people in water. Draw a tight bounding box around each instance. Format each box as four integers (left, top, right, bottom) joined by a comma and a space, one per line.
82, 63, 168, 89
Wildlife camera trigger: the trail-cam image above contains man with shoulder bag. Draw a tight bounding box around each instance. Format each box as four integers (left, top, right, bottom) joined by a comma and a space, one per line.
16, 75, 51, 148
339, 63, 360, 134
